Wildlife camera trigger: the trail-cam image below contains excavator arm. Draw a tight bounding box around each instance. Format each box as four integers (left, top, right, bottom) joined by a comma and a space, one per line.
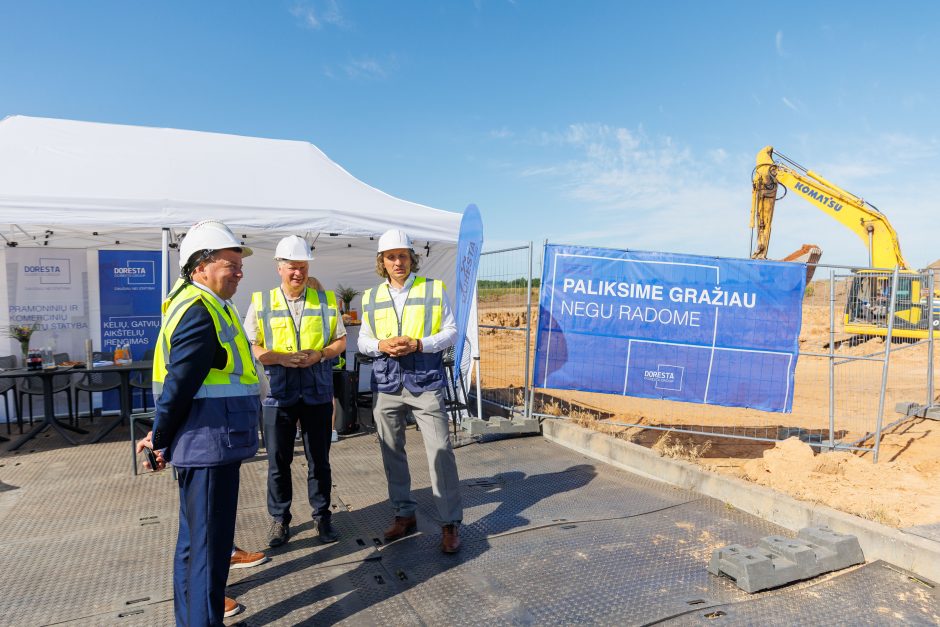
749, 145, 909, 270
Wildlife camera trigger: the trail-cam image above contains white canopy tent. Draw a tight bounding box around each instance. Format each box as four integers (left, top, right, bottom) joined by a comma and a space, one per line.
0, 116, 474, 423
0, 114, 463, 309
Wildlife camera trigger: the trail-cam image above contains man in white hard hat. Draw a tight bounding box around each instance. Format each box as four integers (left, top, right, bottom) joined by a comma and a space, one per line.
358, 229, 463, 554
135, 220, 260, 623
244, 235, 347, 548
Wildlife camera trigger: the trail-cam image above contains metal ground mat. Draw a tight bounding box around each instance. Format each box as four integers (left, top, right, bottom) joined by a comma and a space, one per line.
1, 424, 937, 626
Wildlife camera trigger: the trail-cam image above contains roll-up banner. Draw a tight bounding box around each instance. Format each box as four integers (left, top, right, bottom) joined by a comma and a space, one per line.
534, 245, 805, 413
98, 251, 162, 409
5, 248, 90, 360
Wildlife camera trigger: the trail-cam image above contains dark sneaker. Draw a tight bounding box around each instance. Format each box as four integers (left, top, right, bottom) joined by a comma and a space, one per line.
267, 519, 290, 547
317, 518, 339, 543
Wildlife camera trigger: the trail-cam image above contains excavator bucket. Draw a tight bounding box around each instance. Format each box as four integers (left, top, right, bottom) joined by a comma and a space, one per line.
781, 244, 823, 283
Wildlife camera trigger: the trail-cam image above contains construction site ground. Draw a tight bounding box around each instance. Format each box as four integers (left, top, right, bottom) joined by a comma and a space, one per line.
1, 415, 938, 626
479, 283, 940, 535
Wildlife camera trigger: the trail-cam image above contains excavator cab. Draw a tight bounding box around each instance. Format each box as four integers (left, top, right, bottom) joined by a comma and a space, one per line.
844, 271, 932, 337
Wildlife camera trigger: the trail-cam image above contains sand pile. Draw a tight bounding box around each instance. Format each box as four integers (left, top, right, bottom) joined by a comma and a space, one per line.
740, 435, 940, 527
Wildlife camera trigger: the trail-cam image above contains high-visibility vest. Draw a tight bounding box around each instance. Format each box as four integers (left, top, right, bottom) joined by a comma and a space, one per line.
251, 287, 338, 352
361, 277, 446, 394
361, 277, 443, 340
152, 282, 260, 466
251, 287, 339, 405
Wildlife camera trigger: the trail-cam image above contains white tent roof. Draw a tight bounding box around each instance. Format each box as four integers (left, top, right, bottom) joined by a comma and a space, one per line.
0, 115, 460, 249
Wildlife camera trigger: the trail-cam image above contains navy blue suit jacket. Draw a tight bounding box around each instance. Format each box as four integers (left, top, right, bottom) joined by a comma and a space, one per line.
152, 301, 227, 450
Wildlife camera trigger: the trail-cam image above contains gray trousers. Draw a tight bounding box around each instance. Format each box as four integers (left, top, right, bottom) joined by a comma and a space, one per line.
373, 387, 463, 524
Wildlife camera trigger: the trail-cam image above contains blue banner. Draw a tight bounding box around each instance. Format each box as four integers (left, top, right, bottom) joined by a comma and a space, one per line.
533, 245, 805, 412
453, 204, 484, 382
98, 251, 163, 409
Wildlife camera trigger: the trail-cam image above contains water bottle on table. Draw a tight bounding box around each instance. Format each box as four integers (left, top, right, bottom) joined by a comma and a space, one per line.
41, 347, 55, 369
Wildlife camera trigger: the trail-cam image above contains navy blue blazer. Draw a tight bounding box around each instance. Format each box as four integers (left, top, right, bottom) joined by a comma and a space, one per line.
152, 301, 227, 450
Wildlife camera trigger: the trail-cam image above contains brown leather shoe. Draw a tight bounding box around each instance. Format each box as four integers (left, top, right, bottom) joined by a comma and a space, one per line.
383, 515, 417, 541
441, 524, 461, 554
223, 597, 242, 618
230, 546, 269, 569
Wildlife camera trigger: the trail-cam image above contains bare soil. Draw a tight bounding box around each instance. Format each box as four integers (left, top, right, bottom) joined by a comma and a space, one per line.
478, 284, 940, 529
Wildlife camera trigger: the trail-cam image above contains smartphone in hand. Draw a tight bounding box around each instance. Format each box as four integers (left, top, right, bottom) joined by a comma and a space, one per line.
143, 446, 159, 472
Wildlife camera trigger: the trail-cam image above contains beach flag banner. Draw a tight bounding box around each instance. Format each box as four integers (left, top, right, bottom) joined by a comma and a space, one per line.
452, 204, 483, 383
533, 244, 805, 413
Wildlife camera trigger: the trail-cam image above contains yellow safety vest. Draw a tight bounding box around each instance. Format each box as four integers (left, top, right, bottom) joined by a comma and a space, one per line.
251, 287, 338, 352
153, 283, 260, 397
362, 277, 444, 340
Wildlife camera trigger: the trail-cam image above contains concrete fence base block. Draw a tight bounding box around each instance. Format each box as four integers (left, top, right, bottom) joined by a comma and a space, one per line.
542, 418, 940, 585
894, 401, 940, 420
709, 526, 865, 593
462, 416, 541, 436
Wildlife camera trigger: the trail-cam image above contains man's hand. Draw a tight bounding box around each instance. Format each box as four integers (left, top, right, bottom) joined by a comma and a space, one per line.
379, 336, 420, 357
136, 431, 167, 471
296, 349, 323, 368
278, 351, 309, 368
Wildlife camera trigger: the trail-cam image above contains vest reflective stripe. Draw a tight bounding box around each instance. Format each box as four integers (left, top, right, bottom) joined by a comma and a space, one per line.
362, 277, 443, 340
251, 288, 338, 352
152, 380, 260, 398
153, 284, 259, 394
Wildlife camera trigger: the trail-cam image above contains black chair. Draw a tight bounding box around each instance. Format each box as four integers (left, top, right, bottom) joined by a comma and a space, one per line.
73, 351, 121, 424
353, 353, 374, 410
129, 348, 155, 411
442, 342, 472, 436
18, 352, 74, 426
0, 355, 22, 435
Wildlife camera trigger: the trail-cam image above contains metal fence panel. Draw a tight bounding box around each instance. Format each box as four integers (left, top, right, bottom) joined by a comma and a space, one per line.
475, 244, 533, 417
503, 249, 936, 462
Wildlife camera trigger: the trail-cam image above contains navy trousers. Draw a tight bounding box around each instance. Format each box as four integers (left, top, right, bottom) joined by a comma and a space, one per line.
174, 463, 240, 627
264, 401, 333, 525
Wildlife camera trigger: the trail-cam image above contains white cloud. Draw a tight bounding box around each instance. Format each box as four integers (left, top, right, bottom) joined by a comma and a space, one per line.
291, 4, 320, 29
775, 30, 785, 57
488, 127, 514, 139
290, 0, 347, 30
500, 124, 750, 256
343, 56, 394, 80
781, 96, 800, 112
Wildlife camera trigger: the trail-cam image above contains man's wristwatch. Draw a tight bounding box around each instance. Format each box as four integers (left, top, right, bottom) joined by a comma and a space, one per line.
416, 339, 423, 353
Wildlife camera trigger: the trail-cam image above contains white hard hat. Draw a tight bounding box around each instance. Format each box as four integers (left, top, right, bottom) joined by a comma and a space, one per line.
178, 220, 253, 269
274, 235, 315, 261
377, 229, 413, 253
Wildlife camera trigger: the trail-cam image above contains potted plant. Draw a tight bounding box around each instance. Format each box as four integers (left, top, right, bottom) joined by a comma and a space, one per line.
336, 283, 361, 320
6, 321, 38, 367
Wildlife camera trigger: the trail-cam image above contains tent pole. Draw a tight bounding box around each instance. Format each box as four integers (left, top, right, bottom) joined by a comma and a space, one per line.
161, 228, 170, 302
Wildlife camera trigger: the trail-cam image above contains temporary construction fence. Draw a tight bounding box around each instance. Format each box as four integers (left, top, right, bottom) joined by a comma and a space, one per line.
473, 243, 534, 419
474, 244, 939, 462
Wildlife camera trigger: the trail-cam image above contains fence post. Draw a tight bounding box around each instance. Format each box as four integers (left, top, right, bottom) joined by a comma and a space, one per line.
928, 271, 935, 408
828, 269, 835, 451
523, 241, 533, 419
873, 267, 900, 463
474, 355, 483, 420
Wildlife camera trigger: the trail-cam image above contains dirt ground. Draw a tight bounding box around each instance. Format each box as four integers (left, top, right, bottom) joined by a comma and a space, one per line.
478, 284, 940, 529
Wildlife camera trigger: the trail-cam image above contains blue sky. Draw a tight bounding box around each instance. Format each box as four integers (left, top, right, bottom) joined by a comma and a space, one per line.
2, 1, 938, 268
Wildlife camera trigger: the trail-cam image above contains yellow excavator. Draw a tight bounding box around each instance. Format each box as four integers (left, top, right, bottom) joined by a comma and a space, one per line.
749, 145, 937, 340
